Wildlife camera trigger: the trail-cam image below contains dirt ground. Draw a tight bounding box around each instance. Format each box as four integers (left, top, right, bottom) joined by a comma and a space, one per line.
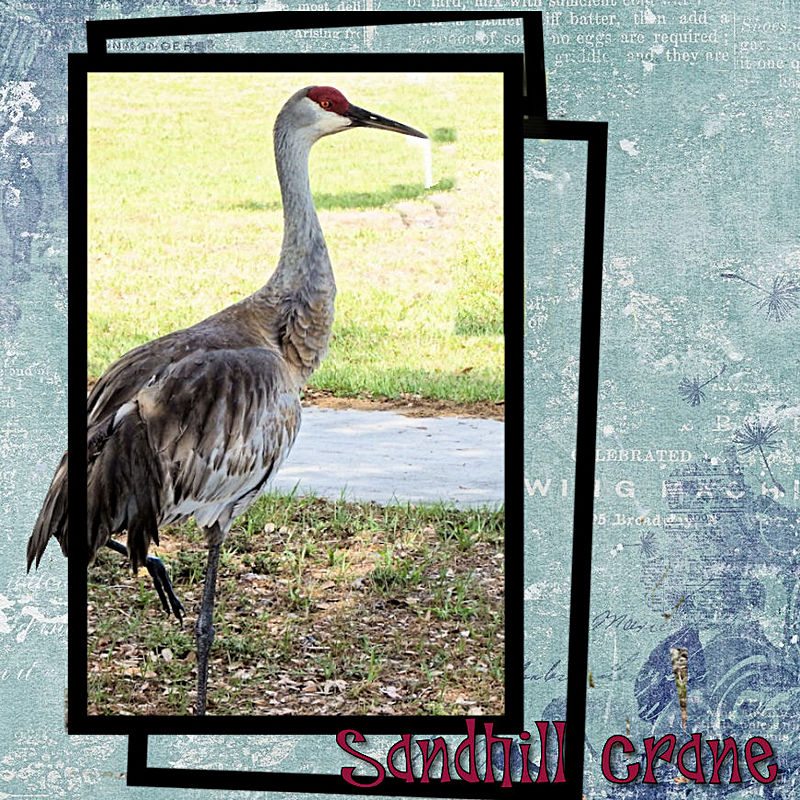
301, 388, 505, 421
88, 379, 505, 421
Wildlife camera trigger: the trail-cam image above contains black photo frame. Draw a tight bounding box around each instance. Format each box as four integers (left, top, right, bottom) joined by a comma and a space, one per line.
66, 11, 606, 798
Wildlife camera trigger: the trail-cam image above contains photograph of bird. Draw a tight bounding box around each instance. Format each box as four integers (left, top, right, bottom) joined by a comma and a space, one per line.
27, 84, 426, 716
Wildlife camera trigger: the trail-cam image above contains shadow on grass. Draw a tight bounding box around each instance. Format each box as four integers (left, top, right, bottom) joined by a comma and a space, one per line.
230, 178, 456, 213
432, 127, 457, 143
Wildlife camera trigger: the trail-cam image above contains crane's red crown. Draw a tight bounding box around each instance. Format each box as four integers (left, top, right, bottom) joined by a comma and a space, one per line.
307, 86, 349, 116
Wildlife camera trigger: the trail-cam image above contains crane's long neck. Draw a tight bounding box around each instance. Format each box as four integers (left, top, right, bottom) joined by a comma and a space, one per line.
275, 128, 326, 261
259, 121, 336, 384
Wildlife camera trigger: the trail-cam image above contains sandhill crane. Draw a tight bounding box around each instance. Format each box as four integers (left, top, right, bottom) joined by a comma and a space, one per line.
27, 85, 426, 715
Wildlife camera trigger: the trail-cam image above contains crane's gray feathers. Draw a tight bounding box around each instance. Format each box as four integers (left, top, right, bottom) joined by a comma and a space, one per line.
86, 314, 263, 426
87, 398, 165, 572
27, 84, 424, 579
84, 345, 300, 570
28, 452, 67, 569
276, 288, 335, 376
27, 296, 307, 573
137, 348, 300, 531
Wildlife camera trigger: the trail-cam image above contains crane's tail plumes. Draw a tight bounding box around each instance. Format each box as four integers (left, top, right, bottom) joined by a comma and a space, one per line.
27, 452, 69, 570
87, 406, 163, 572
28, 406, 164, 574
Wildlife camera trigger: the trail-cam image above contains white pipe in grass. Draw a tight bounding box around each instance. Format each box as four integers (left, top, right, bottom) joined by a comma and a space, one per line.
407, 135, 434, 189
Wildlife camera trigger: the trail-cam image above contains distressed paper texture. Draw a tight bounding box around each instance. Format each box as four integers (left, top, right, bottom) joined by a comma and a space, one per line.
1, 4, 798, 798
537, 5, 799, 797
523, 136, 586, 726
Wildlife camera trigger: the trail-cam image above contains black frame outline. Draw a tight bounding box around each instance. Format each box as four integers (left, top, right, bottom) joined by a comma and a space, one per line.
84, 10, 547, 119
523, 116, 608, 800
71, 51, 521, 733
64, 10, 607, 798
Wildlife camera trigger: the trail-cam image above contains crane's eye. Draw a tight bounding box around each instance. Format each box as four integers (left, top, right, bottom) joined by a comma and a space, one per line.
320, 99, 332, 110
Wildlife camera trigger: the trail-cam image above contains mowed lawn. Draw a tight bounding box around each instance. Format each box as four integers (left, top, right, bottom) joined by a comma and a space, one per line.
87, 72, 505, 402
85, 73, 506, 717
88, 494, 505, 716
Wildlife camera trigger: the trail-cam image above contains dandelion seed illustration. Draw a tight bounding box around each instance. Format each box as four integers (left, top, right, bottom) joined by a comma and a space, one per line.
639, 530, 657, 559
721, 271, 800, 322
623, 530, 658, 558
677, 364, 726, 406
732, 419, 786, 494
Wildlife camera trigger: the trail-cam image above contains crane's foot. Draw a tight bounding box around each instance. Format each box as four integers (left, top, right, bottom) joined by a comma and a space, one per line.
145, 555, 186, 625
106, 540, 185, 624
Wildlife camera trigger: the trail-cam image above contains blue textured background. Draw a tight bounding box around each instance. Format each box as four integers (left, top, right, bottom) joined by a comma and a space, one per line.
1, 5, 798, 798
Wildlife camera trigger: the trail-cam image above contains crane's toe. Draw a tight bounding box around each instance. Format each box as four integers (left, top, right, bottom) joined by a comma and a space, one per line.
145, 555, 185, 624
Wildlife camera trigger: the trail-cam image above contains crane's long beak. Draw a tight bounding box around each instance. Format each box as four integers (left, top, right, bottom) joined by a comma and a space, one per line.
346, 104, 427, 139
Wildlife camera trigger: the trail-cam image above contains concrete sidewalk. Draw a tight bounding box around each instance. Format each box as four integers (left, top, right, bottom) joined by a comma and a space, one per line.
271, 406, 504, 508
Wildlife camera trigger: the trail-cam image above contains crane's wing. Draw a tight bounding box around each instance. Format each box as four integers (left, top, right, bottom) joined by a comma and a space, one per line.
87, 328, 223, 425
88, 347, 301, 570
30, 328, 230, 570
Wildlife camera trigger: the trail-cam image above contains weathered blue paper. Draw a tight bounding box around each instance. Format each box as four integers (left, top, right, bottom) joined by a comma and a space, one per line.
1, 5, 798, 798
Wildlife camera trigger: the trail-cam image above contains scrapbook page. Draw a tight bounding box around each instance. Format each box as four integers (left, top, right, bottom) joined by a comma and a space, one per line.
0, 5, 797, 799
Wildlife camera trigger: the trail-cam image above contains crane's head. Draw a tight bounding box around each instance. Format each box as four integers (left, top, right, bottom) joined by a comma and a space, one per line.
278, 85, 427, 143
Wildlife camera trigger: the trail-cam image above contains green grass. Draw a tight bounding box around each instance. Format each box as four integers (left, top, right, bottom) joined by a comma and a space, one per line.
87, 73, 504, 404
453, 242, 504, 337
87, 492, 505, 716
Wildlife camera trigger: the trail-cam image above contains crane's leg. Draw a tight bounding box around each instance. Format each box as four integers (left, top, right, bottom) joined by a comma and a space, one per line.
194, 539, 222, 716
106, 539, 185, 623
